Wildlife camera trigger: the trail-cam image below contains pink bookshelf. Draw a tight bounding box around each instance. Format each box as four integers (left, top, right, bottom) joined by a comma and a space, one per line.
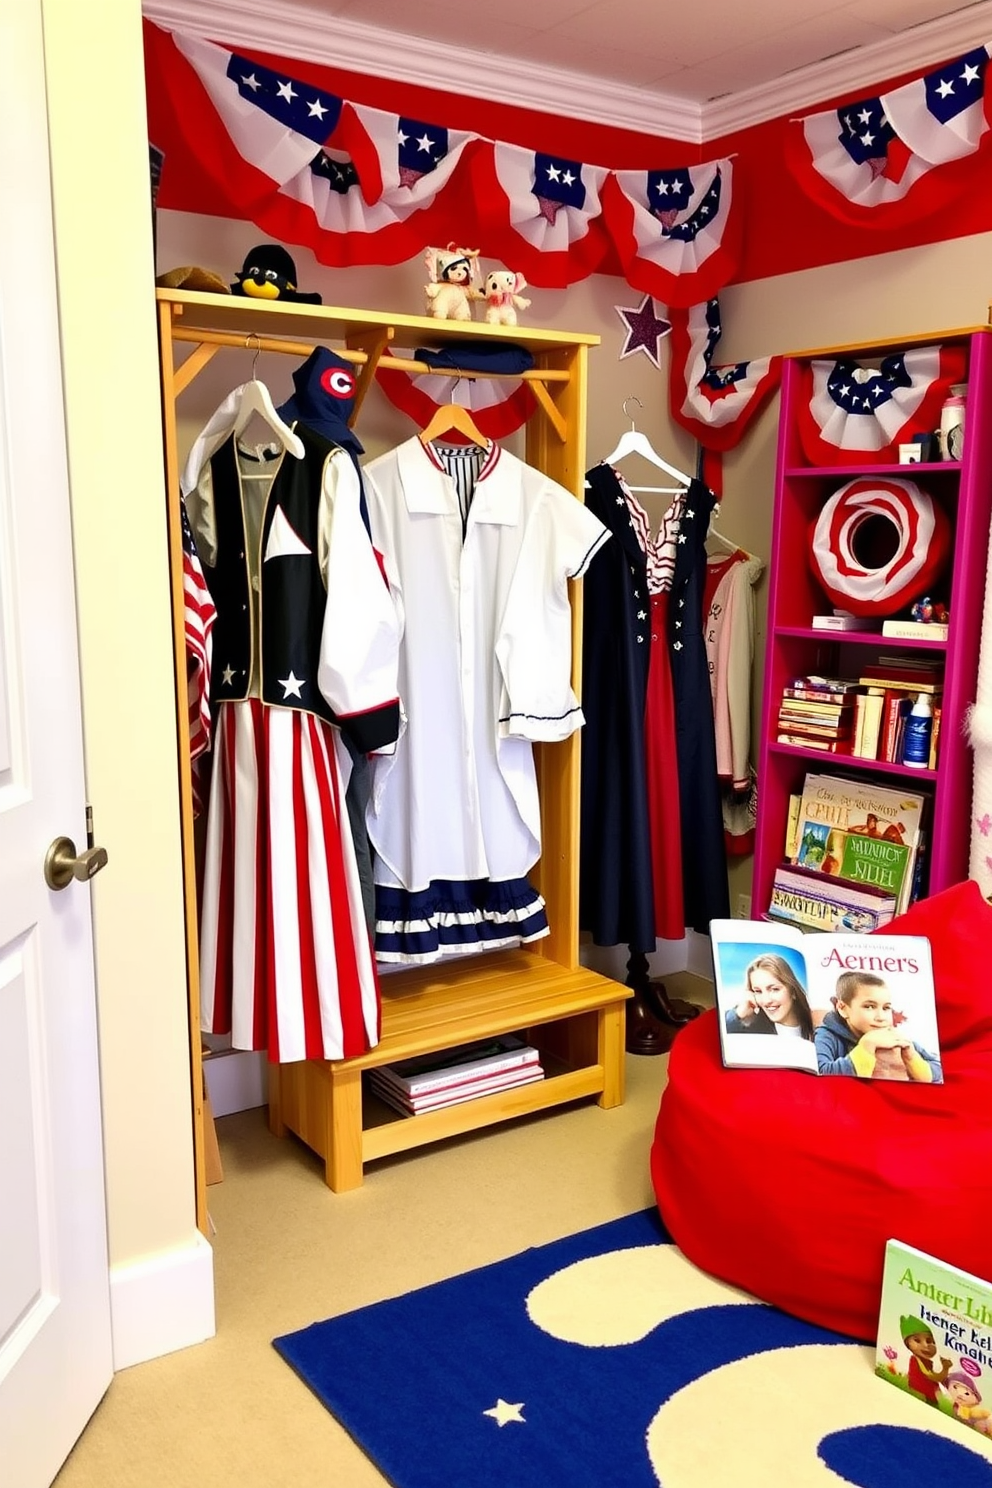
752, 327, 992, 917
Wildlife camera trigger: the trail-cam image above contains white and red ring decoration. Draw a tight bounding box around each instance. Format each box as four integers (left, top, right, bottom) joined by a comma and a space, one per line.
810, 477, 951, 616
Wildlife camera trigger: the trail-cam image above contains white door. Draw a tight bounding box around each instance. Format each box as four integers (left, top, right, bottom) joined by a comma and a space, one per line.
0, 4, 114, 1484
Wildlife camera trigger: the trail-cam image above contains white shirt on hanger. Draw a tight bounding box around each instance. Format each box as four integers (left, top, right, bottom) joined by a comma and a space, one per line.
363, 436, 609, 892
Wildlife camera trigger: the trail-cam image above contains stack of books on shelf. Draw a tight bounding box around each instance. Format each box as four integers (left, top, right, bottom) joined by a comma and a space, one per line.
367, 1034, 545, 1117
853, 656, 943, 768
769, 771, 930, 932
776, 675, 860, 753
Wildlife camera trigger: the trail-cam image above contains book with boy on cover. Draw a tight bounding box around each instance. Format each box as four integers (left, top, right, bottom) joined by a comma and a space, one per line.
791, 772, 929, 915
710, 917, 941, 1079
875, 1239, 992, 1441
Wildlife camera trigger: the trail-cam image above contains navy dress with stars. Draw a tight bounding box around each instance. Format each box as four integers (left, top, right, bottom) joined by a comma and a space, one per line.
579, 463, 657, 952
667, 479, 730, 931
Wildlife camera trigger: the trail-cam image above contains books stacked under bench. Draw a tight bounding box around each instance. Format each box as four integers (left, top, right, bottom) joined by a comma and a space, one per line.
771, 771, 930, 932
368, 1034, 545, 1117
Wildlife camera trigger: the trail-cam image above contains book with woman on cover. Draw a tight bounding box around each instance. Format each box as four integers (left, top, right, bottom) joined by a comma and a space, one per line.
710, 917, 941, 1080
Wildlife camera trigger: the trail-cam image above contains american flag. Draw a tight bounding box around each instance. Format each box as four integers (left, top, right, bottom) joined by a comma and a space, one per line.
181, 501, 216, 816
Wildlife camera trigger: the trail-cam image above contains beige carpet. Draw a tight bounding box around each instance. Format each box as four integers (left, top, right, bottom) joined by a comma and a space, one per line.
55, 980, 711, 1488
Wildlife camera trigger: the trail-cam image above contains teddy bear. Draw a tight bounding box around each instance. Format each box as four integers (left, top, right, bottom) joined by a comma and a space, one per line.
423, 244, 483, 321
482, 270, 531, 327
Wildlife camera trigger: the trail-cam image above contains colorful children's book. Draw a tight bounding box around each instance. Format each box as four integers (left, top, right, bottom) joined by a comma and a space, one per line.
875, 1239, 992, 1441
766, 862, 897, 933
710, 917, 940, 1078
791, 772, 929, 913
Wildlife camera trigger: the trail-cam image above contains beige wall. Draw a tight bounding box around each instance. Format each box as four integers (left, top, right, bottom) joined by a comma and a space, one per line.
43, 0, 197, 1265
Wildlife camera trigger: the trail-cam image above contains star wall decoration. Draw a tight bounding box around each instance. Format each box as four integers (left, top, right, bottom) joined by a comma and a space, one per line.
615, 294, 671, 369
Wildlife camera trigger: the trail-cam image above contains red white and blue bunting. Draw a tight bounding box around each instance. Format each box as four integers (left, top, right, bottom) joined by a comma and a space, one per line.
149, 25, 739, 295
374, 366, 537, 439
150, 24, 992, 293
667, 299, 781, 451
602, 160, 739, 309
797, 344, 968, 465
786, 44, 992, 226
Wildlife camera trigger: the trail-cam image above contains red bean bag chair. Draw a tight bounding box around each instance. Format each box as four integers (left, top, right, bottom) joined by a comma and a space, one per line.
651, 878, 992, 1341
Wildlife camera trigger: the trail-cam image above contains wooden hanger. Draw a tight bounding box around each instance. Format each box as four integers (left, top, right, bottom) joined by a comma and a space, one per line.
597, 396, 692, 493
418, 399, 489, 449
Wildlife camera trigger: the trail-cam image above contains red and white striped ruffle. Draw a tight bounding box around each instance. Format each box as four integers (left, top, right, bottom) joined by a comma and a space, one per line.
199, 698, 380, 1063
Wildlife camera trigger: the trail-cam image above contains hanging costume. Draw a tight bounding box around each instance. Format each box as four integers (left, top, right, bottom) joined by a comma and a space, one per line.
667, 479, 731, 930
184, 366, 401, 1063
703, 545, 764, 855
363, 437, 609, 964
579, 463, 656, 952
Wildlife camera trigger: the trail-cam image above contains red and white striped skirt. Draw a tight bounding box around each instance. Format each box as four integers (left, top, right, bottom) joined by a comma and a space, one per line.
199, 699, 380, 1063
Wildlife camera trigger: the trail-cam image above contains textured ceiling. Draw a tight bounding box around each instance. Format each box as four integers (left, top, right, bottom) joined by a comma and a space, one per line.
298, 0, 982, 103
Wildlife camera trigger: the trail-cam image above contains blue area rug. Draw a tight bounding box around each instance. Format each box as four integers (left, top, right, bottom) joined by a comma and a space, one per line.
274, 1209, 992, 1487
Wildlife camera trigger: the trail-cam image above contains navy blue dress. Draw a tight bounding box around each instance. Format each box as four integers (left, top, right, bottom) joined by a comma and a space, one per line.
579, 464, 656, 952
668, 480, 730, 931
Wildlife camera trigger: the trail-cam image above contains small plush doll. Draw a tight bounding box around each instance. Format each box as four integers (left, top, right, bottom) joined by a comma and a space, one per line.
483, 270, 531, 327
423, 244, 483, 321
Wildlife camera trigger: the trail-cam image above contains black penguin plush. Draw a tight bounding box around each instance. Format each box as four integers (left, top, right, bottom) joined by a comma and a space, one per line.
231, 244, 322, 303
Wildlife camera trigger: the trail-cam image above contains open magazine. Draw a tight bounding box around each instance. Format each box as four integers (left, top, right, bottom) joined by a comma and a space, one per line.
710, 918, 940, 1080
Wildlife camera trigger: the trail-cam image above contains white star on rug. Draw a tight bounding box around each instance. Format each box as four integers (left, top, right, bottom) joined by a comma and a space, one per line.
279, 671, 305, 699
483, 1398, 525, 1427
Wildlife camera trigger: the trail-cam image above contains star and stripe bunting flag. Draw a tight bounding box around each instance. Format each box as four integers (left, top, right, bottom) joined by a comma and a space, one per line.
155, 28, 482, 266
180, 500, 216, 817
602, 158, 740, 308
786, 44, 992, 226
471, 143, 611, 285
797, 343, 968, 465
667, 299, 781, 451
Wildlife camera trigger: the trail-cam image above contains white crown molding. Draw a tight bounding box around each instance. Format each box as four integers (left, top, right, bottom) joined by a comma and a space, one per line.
701, 2, 992, 138
142, 0, 704, 144
143, 0, 992, 148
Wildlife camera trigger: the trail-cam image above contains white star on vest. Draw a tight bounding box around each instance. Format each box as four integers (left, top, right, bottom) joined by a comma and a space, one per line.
483, 1398, 525, 1427
221, 664, 235, 686
279, 671, 305, 699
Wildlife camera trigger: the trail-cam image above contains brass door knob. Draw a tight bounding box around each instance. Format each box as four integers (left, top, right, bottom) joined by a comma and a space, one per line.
44, 835, 109, 891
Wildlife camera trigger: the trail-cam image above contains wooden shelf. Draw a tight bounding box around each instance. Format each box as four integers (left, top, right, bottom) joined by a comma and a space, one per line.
775, 626, 948, 650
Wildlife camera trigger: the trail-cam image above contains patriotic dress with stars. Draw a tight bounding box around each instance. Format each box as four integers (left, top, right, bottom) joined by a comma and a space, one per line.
363, 437, 609, 964
183, 389, 401, 1063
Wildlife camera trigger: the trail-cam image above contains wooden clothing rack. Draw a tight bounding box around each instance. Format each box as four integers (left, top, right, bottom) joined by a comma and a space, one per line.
156, 289, 629, 1212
